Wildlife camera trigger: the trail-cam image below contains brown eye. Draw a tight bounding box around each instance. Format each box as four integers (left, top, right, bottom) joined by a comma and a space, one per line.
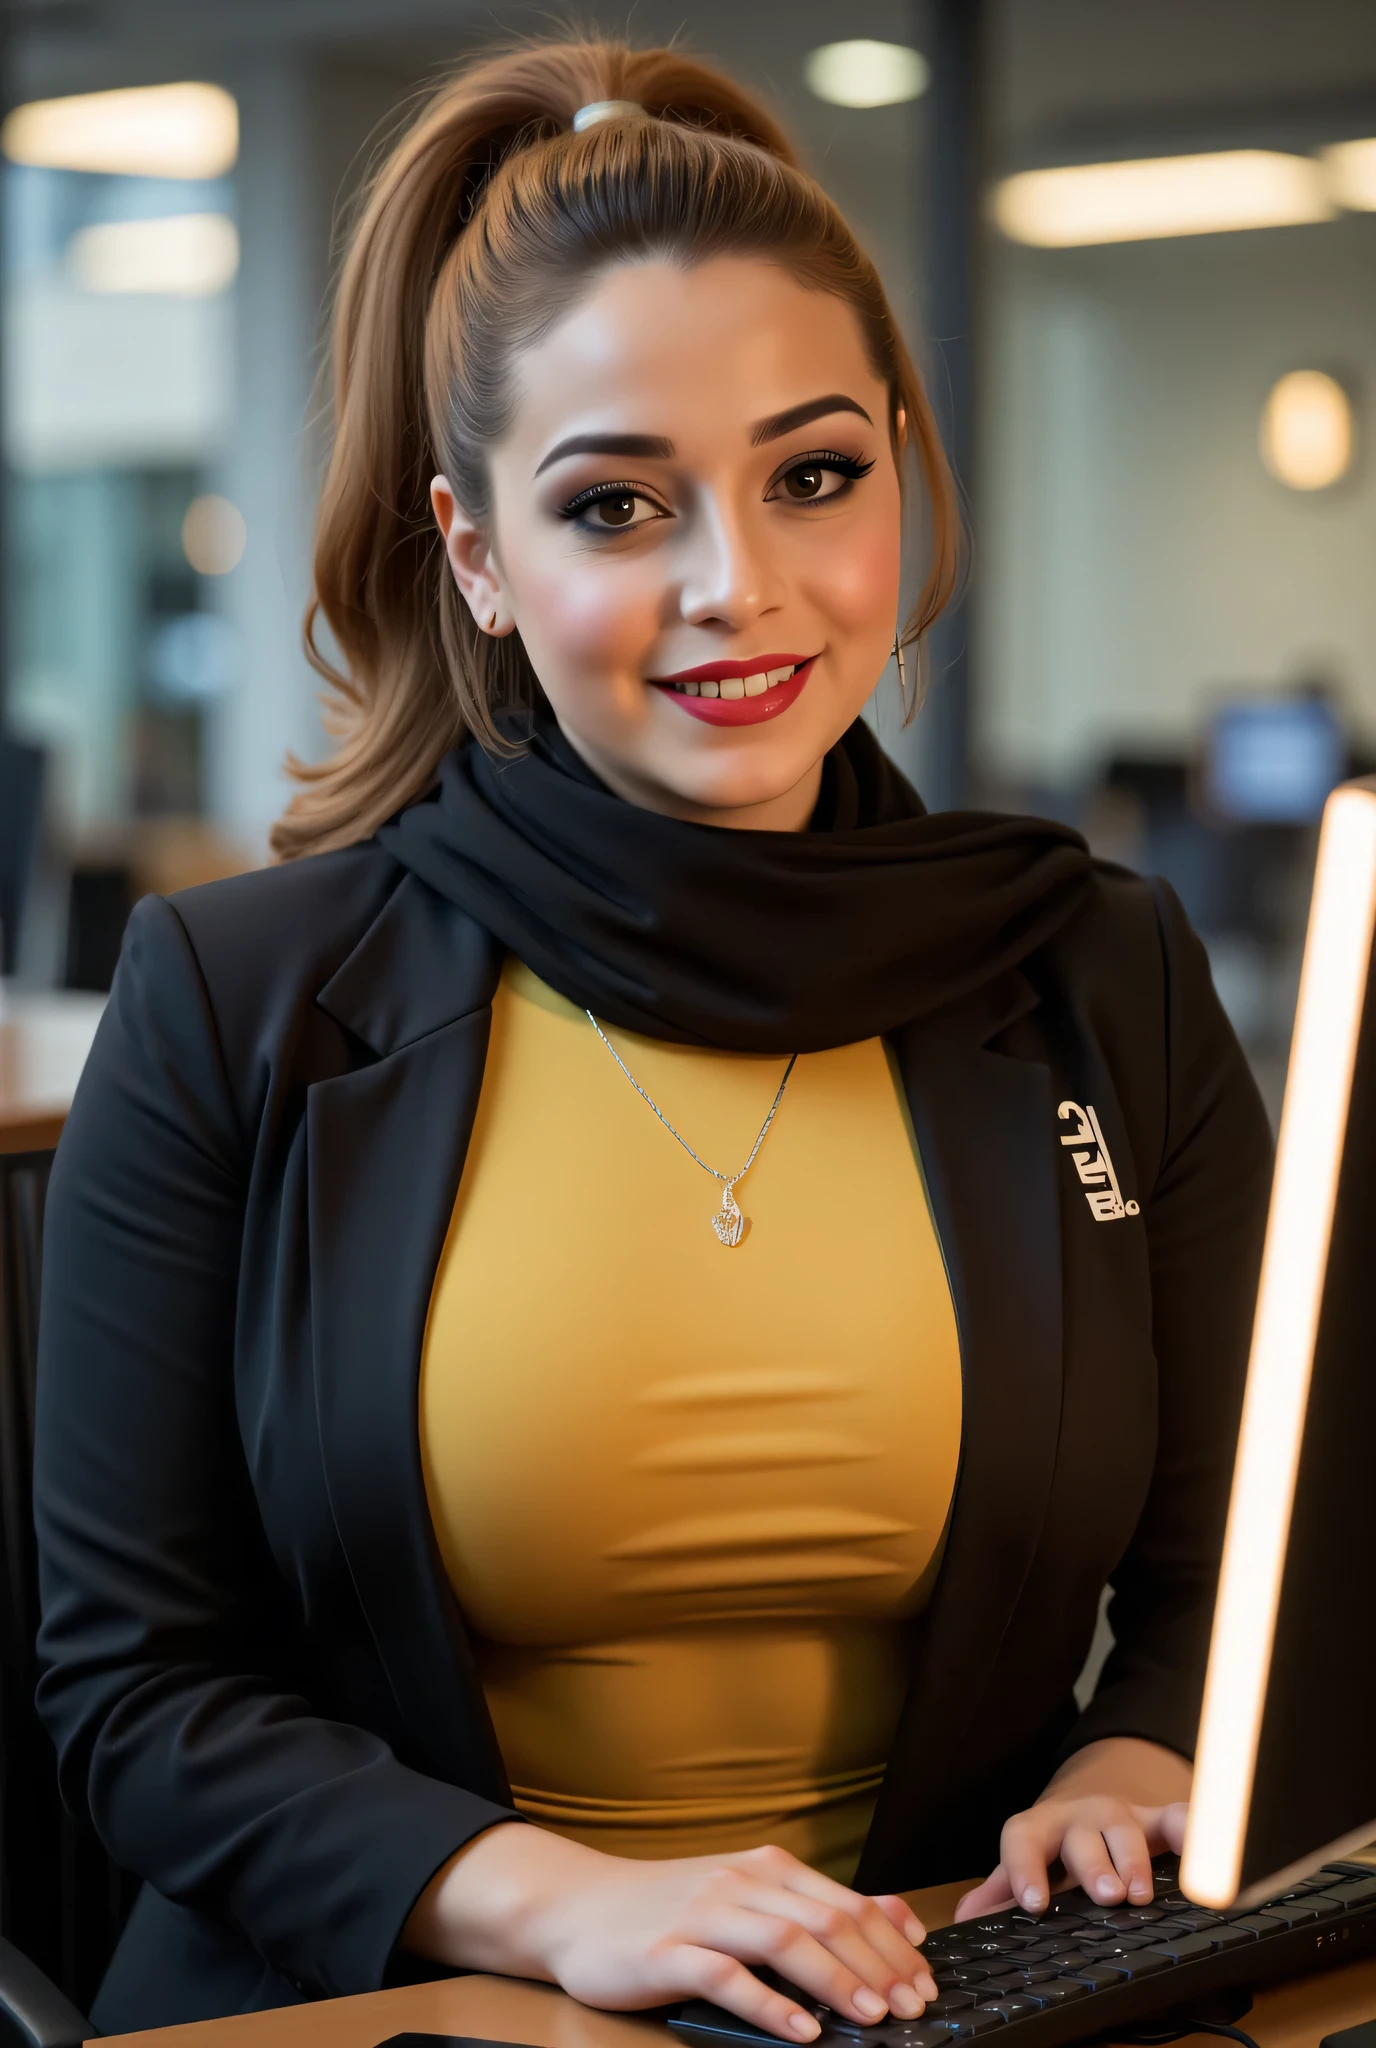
594, 493, 638, 527
783, 465, 825, 500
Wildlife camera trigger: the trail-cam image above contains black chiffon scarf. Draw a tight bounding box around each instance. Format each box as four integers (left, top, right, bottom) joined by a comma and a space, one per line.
377, 714, 1095, 1054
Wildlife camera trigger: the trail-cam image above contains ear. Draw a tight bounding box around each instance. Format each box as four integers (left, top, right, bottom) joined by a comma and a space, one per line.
431, 476, 515, 637
894, 405, 908, 453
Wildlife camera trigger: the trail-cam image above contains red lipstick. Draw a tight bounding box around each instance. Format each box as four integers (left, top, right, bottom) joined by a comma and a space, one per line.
649, 654, 817, 728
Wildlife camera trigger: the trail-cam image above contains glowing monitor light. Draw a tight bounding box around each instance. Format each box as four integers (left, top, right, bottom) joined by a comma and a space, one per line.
1182, 778, 1376, 1910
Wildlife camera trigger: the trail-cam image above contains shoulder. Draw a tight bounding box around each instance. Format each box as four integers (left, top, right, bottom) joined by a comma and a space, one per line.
106, 840, 405, 1120
1037, 856, 1204, 1026
145, 840, 403, 1017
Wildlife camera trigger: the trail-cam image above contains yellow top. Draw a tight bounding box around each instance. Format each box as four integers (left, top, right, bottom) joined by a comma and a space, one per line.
420, 957, 963, 1882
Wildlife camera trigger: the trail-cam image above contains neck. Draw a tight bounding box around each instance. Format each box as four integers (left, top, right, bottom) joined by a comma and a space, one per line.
558, 731, 825, 833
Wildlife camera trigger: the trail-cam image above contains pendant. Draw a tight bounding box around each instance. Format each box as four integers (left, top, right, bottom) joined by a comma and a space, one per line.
712, 1183, 745, 1248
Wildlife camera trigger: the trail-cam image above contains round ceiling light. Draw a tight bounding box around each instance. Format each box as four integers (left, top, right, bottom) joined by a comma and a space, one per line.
1259, 370, 1355, 491
804, 40, 930, 109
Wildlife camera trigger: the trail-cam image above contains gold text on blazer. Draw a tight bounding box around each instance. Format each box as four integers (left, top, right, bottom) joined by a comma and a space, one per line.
1058, 1100, 1140, 1222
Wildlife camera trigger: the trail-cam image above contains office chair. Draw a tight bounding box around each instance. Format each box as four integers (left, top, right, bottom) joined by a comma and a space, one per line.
0, 1146, 117, 2044
0, 739, 45, 978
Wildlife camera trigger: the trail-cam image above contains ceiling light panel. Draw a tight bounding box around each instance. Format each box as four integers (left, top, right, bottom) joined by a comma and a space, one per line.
2, 82, 238, 180
68, 214, 240, 297
1325, 137, 1376, 211
804, 40, 930, 109
993, 150, 1334, 248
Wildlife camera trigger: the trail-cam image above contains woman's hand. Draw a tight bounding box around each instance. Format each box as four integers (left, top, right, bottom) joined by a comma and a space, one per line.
955, 1737, 1192, 1920
405, 1821, 937, 2042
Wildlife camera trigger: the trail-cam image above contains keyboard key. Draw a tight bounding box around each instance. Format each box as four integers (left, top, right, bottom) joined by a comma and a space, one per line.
925, 1993, 975, 2017
976, 1999, 1044, 2021
1319, 1876, 1376, 1908
1162, 1911, 1223, 1932
1078, 1932, 1158, 1954
1106, 1950, 1177, 1981
1107, 1907, 1165, 1925
952, 2012, 1007, 2035
1146, 1927, 1253, 1962
1026, 1981, 1092, 2007
1257, 1901, 1328, 1927
944, 1968, 994, 1988
1031, 1934, 1087, 1955
1231, 1915, 1288, 1939
1064, 1963, 1130, 1988
887, 2027, 957, 2047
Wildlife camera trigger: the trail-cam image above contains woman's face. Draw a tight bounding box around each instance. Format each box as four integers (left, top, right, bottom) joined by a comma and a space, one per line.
432, 255, 903, 832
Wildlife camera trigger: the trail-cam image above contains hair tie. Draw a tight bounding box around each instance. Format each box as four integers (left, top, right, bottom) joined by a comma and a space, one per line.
572, 99, 648, 131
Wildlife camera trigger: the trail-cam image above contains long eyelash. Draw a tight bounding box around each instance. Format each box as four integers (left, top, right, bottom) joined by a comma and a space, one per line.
558, 480, 652, 519
787, 449, 876, 481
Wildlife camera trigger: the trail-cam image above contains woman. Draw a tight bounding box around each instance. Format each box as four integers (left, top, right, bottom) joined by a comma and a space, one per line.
34, 35, 1272, 2042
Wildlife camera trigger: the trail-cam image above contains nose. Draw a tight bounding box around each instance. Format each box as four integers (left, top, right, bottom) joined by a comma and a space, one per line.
677, 492, 783, 629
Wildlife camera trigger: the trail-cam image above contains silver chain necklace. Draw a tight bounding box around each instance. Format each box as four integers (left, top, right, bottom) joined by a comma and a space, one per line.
585, 1011, 799, 1247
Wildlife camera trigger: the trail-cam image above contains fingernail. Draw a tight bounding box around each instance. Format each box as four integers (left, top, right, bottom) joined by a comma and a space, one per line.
854, 1990, 887, 2019
1096, 1875, 1120, 1900
1131, 1880, 1152, 1902
789, 2015, 821, 2041
904, 1917, 924, 1945
890, 1985, 921, 2019
1022, 1886, 1047, 1910
916, 1975, 938, 2001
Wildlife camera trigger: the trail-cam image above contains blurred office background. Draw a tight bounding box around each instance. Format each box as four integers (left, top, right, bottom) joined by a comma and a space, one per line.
2, 0, 1375, 1115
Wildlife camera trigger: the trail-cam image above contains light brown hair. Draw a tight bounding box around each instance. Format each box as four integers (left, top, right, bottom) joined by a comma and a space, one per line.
273, 36, 961, 860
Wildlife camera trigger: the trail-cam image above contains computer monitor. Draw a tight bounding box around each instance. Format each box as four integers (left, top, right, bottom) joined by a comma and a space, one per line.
1181, 775, 1376, 1910
1203, 696, 1346, 826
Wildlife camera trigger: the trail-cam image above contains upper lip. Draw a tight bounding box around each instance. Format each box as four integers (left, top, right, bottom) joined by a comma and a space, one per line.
649, 654, 815, 685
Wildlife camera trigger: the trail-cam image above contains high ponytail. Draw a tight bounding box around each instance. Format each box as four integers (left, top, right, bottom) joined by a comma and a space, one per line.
272, 36, 960, 860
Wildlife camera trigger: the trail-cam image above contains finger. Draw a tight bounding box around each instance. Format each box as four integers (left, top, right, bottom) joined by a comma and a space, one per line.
1160, 1801, 1189, 1854
673, 1946, 822, 2043
692, 1906, 898, 2026
1102, 1818, 1154, 1905
871, 1893, 927, 1949
999, 1809, 1066, 1914
955, 1865, 1017, 1921
734, 1888, 935, 2012
1060, 1822, 1126, 1904
741, 1853, 934, 1996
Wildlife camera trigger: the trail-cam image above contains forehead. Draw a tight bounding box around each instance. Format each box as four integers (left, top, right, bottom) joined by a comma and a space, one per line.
503, 255, 884, 458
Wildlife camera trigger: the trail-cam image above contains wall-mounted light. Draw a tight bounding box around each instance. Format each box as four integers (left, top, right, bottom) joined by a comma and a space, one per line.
182, 496, 247, 576
2, 82, 238, 180
804, 40, 929, 109
992, 150, 1333, 248
1324, 137, 1376, 211
1259, 371, 1354, 492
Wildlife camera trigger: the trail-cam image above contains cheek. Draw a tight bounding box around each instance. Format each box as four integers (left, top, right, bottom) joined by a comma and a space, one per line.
510, 547, 657, 684
802, 494, 904, 636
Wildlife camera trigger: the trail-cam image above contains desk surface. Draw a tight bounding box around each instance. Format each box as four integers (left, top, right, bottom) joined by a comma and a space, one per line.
0, 988, 104, 1154
98, 1880, 1376, 2048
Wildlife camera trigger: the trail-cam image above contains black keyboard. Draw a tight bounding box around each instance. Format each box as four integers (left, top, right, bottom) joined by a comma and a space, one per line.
671, 1857, 1376, 2048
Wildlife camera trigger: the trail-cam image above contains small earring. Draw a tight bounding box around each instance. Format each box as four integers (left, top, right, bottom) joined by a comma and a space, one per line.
894, 631, 911, 716
486, 608, 499, 632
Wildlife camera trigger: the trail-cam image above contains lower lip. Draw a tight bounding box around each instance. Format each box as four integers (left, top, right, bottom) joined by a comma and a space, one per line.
654, 659, 814, 727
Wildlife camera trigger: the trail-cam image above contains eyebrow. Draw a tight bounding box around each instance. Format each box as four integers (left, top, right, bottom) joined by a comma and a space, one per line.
532, 395, 873, 478
534, 432, 674, 477
750, 393, 873, 445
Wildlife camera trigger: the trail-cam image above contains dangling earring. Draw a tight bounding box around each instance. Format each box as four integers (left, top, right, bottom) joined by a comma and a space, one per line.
894, 631, 912, 718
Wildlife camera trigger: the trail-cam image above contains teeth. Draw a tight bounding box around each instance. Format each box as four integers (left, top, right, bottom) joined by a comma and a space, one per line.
699, 679, 720, 698
767, 666, 794, 686
719, 677, 745, 699
683, 680, 699, 695
743, 672, 768, 697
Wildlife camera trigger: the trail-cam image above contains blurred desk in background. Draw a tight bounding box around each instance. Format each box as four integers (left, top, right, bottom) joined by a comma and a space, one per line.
0, 989, 104, 1153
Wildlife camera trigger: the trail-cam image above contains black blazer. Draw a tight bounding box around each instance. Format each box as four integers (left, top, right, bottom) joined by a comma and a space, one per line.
33, 841, 1272, 2034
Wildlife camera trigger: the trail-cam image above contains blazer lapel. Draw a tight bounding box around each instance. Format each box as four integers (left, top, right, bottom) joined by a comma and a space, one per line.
307, 875, 510, 1794
856, 992, 1063, 1890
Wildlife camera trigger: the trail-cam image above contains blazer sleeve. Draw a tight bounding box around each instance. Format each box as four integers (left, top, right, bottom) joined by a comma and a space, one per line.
1061, 877, 1274, 1764
33, 894, 518, 2001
